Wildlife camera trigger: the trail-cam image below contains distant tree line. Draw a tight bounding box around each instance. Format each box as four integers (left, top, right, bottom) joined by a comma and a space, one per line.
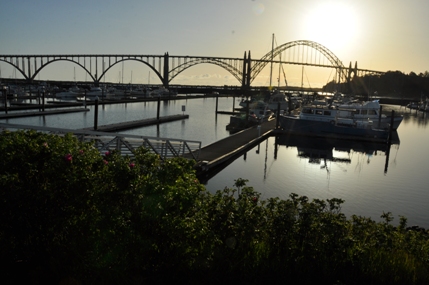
324, 70, 429, 99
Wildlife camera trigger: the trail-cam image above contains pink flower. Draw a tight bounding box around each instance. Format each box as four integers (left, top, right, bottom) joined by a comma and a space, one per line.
129, 162, 135, 168
64, 154, 72, 162
79, 150, 84, 155
252, 197, 258, 203
103, 160, 108, 165
105, 151, 110, 156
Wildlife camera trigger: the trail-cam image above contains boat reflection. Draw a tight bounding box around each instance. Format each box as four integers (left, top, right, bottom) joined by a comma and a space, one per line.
274, 132, 400, 173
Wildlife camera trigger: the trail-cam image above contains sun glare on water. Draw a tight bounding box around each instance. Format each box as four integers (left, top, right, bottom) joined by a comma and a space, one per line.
303, 2, 359, 52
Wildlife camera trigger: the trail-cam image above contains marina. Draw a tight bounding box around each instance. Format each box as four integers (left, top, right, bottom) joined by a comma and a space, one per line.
1, 95, 429, 229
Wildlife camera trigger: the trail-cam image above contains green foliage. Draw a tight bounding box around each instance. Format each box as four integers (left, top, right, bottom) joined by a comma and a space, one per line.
1, 130, 428, 284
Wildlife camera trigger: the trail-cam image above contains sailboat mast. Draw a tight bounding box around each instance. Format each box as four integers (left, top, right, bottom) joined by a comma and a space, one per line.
269, 33, 274, 88
278, 52, 282, 88
301, 66, 304, 90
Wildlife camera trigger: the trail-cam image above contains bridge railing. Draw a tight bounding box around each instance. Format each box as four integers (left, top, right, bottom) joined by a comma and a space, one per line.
0, 123, 201, 161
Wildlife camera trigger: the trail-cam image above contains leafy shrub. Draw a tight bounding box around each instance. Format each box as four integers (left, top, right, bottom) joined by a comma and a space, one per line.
0, 130, 428, 285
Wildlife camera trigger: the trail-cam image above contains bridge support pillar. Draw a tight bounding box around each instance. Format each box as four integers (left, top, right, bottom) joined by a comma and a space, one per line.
163, 52, 169, 88
241, 51, 252, 96
246, 51, 251, 89
241, 51, 247, 90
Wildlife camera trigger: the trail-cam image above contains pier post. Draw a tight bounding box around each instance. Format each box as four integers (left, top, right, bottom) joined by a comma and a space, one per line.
215, 95, 219, 113
378, 105, 382, 128
232, 94, 235, 111
157, 96, 161, 120
42, 92, 45, 112
246, 100, 249, 119
3, 89, 7, 114
276, 102, 281, 129
38, 90, 41, 112
94, 96, 99, 130
388, 110, 394, 144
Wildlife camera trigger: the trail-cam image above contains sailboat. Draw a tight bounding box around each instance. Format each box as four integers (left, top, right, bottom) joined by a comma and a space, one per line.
267, 33, 289, 112
56, 67, 83, 99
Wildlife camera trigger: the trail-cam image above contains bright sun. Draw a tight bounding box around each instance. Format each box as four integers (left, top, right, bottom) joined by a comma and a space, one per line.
304, 2, 359, 51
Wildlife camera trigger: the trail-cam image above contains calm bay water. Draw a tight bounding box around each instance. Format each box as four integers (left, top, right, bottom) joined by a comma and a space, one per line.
2, 96, 429, 228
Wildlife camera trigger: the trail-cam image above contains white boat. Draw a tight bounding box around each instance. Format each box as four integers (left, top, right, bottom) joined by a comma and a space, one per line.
336, 100, 403, 130
267, 90, 289, 111
150, 86, 176, 97
226, 101, 274, 132
130, 86, 151, 97
406, 101, 419, 109
85, 86, 103, 100
279, 105, 391, 142
248, 103, 274, 123
239, 97, 258, 107
55, 86, 83, 99
83, 86, 116, 100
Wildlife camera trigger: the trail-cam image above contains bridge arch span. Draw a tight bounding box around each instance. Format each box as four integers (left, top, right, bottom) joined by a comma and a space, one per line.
169, 57, 243, 84
0, 59, 28, 81
250, 40, 348, 84
100, 58, 163, 84
32, 58, 95, 82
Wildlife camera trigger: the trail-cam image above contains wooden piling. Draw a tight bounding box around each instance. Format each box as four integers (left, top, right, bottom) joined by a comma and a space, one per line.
232, 94, 235, 111
38, 90, 41, 111
215, 94, 219, 113
42, 92, 45, 112
94, 97, 99, 130
3, 89, 7, 114
388, 110, 394, 144
378, 105, 383, 128
157, 96, 161, 120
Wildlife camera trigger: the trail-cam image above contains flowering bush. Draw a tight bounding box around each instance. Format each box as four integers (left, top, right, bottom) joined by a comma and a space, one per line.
0, 130, 428, 284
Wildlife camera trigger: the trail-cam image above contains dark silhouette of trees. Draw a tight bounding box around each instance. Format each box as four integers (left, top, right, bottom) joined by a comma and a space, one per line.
324, 70, 429, 99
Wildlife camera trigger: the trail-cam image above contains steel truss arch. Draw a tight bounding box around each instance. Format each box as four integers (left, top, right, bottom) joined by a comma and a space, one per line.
0, 59, 29, 81
168, 57, 243, 84
250, 40, 347, 84
99, 58, 163, 84
32, 58, 96, 82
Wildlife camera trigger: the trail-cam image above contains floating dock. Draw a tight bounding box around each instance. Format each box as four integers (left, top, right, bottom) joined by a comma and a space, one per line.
0, 108, 89, 119
79, 114, 189, 132
189, 119, 277, 181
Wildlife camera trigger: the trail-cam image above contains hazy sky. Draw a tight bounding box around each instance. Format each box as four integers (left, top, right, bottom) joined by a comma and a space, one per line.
1, 0, 428, 87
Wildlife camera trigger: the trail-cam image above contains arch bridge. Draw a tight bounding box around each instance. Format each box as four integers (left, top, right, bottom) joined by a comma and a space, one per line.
0, 40, 384, 90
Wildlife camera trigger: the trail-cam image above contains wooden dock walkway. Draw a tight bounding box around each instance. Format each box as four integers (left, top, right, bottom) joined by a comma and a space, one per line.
0, 108, 89, 119
79, 114, 189, 132
189, 119, 278, 179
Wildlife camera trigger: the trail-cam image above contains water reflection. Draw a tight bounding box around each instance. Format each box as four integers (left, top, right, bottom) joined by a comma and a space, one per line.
274, 133, 400, 174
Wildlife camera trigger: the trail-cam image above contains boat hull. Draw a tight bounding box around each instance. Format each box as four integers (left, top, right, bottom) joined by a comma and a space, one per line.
279, 115, 390, 142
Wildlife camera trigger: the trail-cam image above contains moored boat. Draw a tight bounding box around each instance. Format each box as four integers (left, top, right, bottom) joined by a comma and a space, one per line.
149, 86, 176, 97
226, 101, 274, 132
267, 90, 289, 111
278, 105, 391, 142
56, 86, 83, 99
336, 100, 403, 130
